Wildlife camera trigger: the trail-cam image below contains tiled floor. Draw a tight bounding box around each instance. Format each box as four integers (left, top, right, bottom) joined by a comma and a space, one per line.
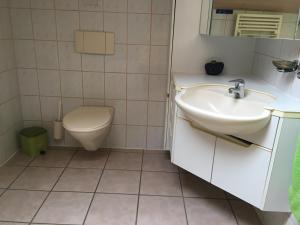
0, 148, 262, 225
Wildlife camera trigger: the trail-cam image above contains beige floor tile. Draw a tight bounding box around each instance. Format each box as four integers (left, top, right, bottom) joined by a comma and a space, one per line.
0, 167, 24, 188
230, 200, 262, 225
137, 196, 187, 225
11, 167, 63, 191
68, 150, 109, 169
33, 192, 93, 224
0, 190, 47, 222
185, 198, 237, 225
140, 172, 182, 196
181, 173, 225, 198
97, 170, 140, 194
5, 152, 33, 167
30, 150, 74, 167
142, 152, 178, 172
54, 168, 102, 192
0, 189, 4, 195
85, 194, 138, 225
105, 152, 143, 170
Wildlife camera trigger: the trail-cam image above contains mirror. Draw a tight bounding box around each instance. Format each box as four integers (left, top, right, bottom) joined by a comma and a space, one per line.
200, 0, 300, 40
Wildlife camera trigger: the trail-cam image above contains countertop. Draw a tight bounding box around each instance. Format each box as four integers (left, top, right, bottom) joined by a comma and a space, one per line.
173, 73, 300, 116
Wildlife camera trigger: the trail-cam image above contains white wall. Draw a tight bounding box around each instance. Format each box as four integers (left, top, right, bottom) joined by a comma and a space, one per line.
13, 0, 172, 150
172, 0, 256, 75
0, 1, 22, 165
253, 38, 300, 99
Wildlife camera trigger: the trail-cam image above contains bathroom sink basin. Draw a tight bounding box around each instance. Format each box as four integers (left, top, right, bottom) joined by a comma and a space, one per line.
175, 84, 276, 135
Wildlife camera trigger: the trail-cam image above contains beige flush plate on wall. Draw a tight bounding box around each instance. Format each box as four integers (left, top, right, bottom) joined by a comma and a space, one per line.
75, 31, 115, 55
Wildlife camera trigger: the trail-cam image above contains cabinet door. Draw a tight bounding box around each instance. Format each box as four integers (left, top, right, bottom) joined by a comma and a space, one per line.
173, 117, 216, 182
212, 138, 271, 209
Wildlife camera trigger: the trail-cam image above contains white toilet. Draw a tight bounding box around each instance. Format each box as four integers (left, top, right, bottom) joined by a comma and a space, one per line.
63, 106, 114, 151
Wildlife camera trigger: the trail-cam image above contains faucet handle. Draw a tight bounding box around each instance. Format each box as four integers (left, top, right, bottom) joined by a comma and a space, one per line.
229, 79, 245, 84
229, 79, 245, 88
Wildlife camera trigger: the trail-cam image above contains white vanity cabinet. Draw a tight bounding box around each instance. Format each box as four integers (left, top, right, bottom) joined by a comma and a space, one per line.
212, 139, 271, 207
173, 117, 216, 182
169, 84, 300, 212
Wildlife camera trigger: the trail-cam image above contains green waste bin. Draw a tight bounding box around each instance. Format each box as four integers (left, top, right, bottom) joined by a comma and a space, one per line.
19, 127, 48, 157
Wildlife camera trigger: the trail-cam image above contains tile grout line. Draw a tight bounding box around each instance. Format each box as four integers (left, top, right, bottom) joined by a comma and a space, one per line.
28, 0, 43, 124
134, 149, 145, 225
178, 172, 190, 225
81, 149, 111, 225
227, 198, 241, 225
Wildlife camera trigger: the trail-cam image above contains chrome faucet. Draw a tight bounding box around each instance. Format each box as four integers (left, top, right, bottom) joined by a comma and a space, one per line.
228, 79, 245, 99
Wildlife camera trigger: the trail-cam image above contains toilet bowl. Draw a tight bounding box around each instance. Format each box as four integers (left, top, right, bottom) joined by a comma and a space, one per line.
63, 106, 114, 151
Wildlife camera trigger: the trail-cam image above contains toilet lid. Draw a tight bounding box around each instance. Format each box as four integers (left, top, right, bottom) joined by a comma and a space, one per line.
63, 106, 113, 132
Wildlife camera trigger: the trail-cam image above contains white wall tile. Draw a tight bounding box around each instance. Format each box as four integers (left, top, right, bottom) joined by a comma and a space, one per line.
58, 42, 81, 70
150, 45, 169, 74
83, 72, 105, 98
0, 0, 8, 7
147, 126, 164, 150
127, 45, 150, 73
103, 0, 127, 12
105, 44, 127, 73
149, 75, 167, 101
38, 69, 61, 96
148, 101, 165, 126
127, 74, 148, 100
10, 9, 33, 39
126, 100, 147, 125
105, 100, 126, 124
56, 11, 79, 41
152, 0, 172, 14
105, 73, 126, 99
62, 97, 83, 115
14, 40, 36, 68
55, 0, 78, 10
17, 69, 39, 95
151, 15, 170, 45
35, 41, 59, 69
84, 98, 104, 106
106, 124, 126, 148
0, 70, 19, 104
0, 99, 21, 134
21, 95, 41, 120
40, 96, 60, 121
31, 0, 54, 9
0, 8, 12, 39
78, 0, 102, 11
126, 125, 146, 149
10, 0, 30, 8
82, 54, 104, 72
61, 71, 83, 97
0, 40, 15, 72
104, 12, 127, 43
79, 11, 103, 31
32, 10, 56, 40
280, 40, 300, 60
128, 14, 150, 45
128, 0, 151, 13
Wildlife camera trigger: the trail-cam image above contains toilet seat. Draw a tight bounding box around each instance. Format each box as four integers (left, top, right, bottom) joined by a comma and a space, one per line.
63, 106, 113, 132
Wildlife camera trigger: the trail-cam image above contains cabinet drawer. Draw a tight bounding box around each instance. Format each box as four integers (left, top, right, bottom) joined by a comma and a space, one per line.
173, 117, 216, 182
234, 116, 279, 150
212, 138, 271, 209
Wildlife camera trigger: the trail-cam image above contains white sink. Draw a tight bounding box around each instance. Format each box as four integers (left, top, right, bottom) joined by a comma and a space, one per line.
175, 84, 276, 135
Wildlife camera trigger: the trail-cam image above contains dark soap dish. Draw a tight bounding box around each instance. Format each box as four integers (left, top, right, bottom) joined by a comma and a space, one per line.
205, 60, 224, 76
